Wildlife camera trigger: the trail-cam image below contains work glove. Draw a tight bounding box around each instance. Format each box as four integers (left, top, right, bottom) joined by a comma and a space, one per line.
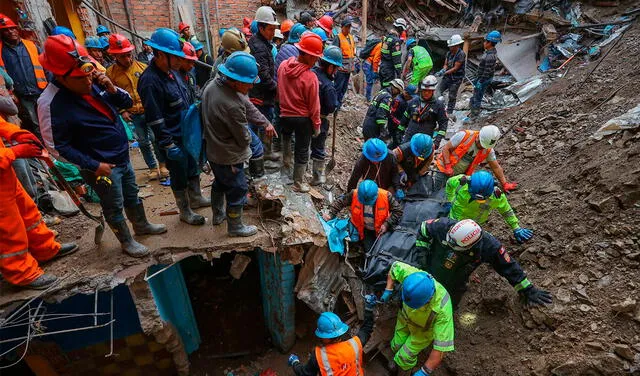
413, 366, 431, 376
514, 228, 534, 243
10, 143, 42, 159
442, 202, 452, 214
502, 181, 518, 192
11, 130, 40, 145
380, 289, 393, 303
399, 171, 408, 186
473, 80, 482, 90
364, 294, 377, 311
519, 285, 552, 306
395, 189, 405, 201
287, 354, 300, 367
443, 164, 454, 176
435, 68, 445, 77
166, 145, 185, 161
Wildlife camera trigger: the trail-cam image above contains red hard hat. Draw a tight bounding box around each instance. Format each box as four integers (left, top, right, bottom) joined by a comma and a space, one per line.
317, 15, 333, 33
178, 22, 190, 33
182, 41, 197, 61
295, 32, 323, 57
39, 35, 95, 77
107, 34, 134, 54
243, 17, 251, 27
0, 13, 18, 29
281, 19, 294, 33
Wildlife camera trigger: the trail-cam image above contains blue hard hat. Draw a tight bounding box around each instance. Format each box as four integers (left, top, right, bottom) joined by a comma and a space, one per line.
406, 38, 417, 47
84, 36, 102, 49
362, 138, 388, 162
311, 27, 328, 42
486, 30, 502, 43
357, 180, 379, 206
218, 51, 260, 84
288, 23, 306, 43
315, 312, 349, 339
468, 170, 495, 200
52, 26, 76, 39
250, 20, 258, 36
406, 84, 417, 96
99, 36, 110, 49
145, 28, 185, 57
402, 272, 436, 309
410, 133, 433, 159
219, 28, 227, 38
321, 45, 343, 67
96, 25, 110, 35
191, 39, 204, 51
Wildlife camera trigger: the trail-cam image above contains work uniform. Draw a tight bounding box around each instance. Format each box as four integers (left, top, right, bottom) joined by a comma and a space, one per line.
362, 87, 394, 140
389, 261, 455, 371
389, 93, 415, 148
332, 32, 356, 107
194, 52, 214, 89
398, 96, 448, 146
363, 42, 382, 101
406, 45, 433, 85
0, 38, 48, 139
379, 32, 402, 87
311, 66, 338, 161
347, 153, 400, 192
415, 217, 532, 308
470, 48, 497, 111
0, 120, 61, 286
446, 174, 520, 231
106, 60, 165, 171
249, 33, 277, 119
437, 49, 466, 114
392, 141, 432, 187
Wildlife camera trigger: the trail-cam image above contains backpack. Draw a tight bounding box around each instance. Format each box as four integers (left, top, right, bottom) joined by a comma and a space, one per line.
359, 38, 382, 60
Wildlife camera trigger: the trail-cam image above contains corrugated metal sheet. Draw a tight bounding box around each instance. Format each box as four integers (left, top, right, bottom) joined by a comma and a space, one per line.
295, 246, 350, 314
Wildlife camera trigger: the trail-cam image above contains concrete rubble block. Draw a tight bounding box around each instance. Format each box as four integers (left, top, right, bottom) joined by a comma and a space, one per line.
613, 344, 635, 361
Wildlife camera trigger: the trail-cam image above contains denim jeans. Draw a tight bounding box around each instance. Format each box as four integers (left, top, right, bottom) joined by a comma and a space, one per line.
334, 71, 351, 107
363, 62, 377, 101
163, 143, 200, 192
470, 79, 491, 109
210, 162, 247, 208
82, 162, 140, 224
249, 127, 264, 158
12, 158, 38, 199
281, 117, 313, 165
131, 113, 164, 169
310, 117, 330, 160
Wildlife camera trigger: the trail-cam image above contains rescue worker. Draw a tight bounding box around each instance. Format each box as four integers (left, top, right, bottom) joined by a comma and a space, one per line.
137, 43, 154, 65
96, 24, 110, 38
323, 179, 402, 252
362, 78, 404, 140
380, 261, 455, 375
85, 37, 106, 66
178, 41, 198, 102
212, 28, 250, 78
0, 14, 48, 139
299, 11, 316, 29
389, 84, 417, 148
191, 39, 214, 90
398, 75, 447, 147
332, 17, 356, 108
317, 15, 334, 37
288, 295, 377, 375
445, 171, 534, 243
392, 133, 435, 197
415, 218, 552, 308
242, 17, 252, 39
273, 29, 285, 50
435, 34, 466, 115
379, 18, 407, 87
403, 38, 433, 86
347, 138, 400, 192
311, 27, 328, 47
362, 38, 382, 101
51, 26, 76, 39
178, 22, 192, 41
470, 30, 501, 117
138, 28, 209, 226
280, 19, 294, 40
106, 34, 168, 182
275, 23, 305, 80
277, 32, 322, 192
37, 35, 166, 257
310, 45, 341, 186
100, 36, 114, 68
201, 52, 260, 237
434, 125, 517, 193
0, 120, 78, 289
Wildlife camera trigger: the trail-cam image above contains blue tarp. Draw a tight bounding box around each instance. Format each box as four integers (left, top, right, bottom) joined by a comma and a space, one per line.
180, 103, 203, 162
318, 215, 359, 255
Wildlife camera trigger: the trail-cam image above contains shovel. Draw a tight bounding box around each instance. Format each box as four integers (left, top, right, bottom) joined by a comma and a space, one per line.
37, 149, 105, 244
325, 111, 338, 173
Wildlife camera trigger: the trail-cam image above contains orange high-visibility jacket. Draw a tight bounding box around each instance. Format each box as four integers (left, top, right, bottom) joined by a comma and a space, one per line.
436, 130, 492, 175
367, 42, 382, 73
0, 39, 47, 90
314, 337, 364, 376
350, 188, 390, 240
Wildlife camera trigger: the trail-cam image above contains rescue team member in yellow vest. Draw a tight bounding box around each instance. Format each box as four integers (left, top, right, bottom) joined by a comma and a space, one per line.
434, 125, 517, 193
0, 14, 48, 139
323, 179, 402, 252
288, 294, 377, 375
332, 17, 356, 108
380, 261, 455, 375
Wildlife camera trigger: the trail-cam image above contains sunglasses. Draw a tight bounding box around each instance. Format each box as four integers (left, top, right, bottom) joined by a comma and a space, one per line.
64, 45, 96, 77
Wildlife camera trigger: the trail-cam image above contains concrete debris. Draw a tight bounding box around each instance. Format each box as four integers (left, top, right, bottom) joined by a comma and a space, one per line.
593, 104, 640, 140
613, 344, 635, 361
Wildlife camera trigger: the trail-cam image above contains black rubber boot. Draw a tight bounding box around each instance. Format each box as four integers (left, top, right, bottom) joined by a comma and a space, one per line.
26, 273, 58, 290
173, 190, 205, 225
125, 203, 167, 235
310, 158, 326, 186
249, 157, 265, 178
49, 243, 78, 262
227, 206, 258, 237
187, 176, 211, 209
211, 190, 226, 225
108, 220, 149, 258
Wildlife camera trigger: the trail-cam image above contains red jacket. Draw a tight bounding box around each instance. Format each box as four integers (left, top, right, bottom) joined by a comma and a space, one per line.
277, 57, 321, 131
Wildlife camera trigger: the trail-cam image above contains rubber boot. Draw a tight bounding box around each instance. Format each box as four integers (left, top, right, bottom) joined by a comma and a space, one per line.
310, 158, 326, 186
263, 138, 281, 161
187, 176, 211, 209
26, 273, 58, 290
249, 157, 265, 178
108, 220, 150, 257
43, 243, 79, 264
281, 135, 293, 179
227, 206, 258, 237
173, 190, 206, 225
292, 163, 310, 193
211, 190, 226, 225
125, 203, 167, 235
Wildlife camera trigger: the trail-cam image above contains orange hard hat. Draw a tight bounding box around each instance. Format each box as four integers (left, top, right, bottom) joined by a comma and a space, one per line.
178, 22, 190, 33
182, 41, 198, 61
39, 35, 95, 77
295, 31, 323, 57
317, 15, 333, 33
281, 19, 294, 33
107, 34, 134, 54
0, 14, 18, 29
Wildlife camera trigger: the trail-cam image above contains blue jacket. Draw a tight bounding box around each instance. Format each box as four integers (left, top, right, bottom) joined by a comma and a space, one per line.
37, 81, 133, 171
275, 43, 299, 83
312, 67, 337, 116
137, 62, 190, 147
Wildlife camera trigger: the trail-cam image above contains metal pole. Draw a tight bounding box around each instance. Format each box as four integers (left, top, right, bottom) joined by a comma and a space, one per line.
213, 0, 221, 59
202, 1, 212, 56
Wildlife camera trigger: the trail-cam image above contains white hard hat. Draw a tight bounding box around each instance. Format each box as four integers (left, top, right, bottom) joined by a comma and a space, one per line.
390, 78, 405, 92
255, 6, 280, 26
479, 125, 501, 149
446, 219, 483, 251
420, 75, 438, 90
393, 18, 408, 30
274, 29, 284, 39
448, 34, 464, 47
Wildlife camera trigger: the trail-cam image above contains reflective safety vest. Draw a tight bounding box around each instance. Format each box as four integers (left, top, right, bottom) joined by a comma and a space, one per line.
436, 130, 491, 175
315, 337, 364, 376
350, 188, 390, 240
411, 45, 433, 70
337, 33, 356, 72
0, 39, 47, 89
